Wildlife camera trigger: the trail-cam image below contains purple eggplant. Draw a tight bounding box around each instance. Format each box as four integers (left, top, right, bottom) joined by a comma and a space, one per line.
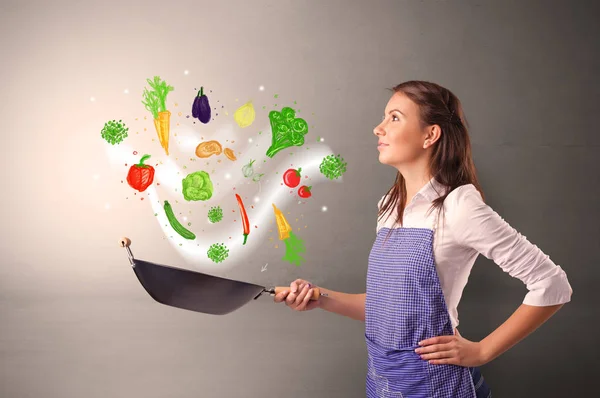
192, 87, 211, 124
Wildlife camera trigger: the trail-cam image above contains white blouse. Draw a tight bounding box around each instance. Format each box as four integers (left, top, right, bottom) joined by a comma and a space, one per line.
376, 178, 573, 329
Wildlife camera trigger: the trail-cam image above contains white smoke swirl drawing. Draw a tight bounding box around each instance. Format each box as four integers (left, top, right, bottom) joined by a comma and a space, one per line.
105, 108, 341, 272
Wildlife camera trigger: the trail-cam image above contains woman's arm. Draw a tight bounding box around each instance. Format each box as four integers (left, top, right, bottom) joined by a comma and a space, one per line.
416, 185, 573, 366
479, 303, 564, 363
416, 303, 564, 366
275, 280, 366, 322
318, 289, 366, 322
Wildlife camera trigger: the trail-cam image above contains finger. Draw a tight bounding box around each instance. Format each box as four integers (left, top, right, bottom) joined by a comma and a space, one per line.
285, 291, 298, 306
415, 344, 451, 354
297, 288, 313, 310
273, 290, 288, 303
420, 350, 455, 361
290, 279, 305, 293
294, 284, 310, 306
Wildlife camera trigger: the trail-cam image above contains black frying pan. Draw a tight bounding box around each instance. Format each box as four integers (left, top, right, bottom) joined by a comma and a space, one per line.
119, 237, 322, 315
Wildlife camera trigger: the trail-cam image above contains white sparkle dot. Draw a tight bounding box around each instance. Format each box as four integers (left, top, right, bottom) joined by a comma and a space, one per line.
319, 137, 324, 142
93, 174, 100, 180
124, 89, 129, 94
254, 196, 260, 203
248, 138, 253, 143
225, 173, 232, 180
183, 217, 188, 222
321, 206, 328, 212
184, 70, 189, 75
259, 85, 265, 91
105, 203, 110, 210
90, 97, 95, 102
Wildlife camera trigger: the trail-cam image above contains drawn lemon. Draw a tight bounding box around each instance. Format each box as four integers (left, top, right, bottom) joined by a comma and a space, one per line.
234, 101, 255, 128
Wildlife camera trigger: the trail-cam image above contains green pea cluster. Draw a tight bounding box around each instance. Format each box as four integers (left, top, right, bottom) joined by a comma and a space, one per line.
319, 154, 347, 180
207, 243, 229, 263
207, 206, 223, 223
101, 119, 129, 145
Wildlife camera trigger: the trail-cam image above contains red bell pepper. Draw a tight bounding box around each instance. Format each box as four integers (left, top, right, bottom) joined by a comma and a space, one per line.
127, 154, 155, 192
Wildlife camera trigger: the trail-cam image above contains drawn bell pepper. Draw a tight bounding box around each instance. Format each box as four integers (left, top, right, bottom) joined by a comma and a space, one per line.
126, 154, 155, 192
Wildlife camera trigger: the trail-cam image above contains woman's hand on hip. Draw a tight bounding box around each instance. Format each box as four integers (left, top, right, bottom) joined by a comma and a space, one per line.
414, 328, 488, 367
273, 279, 321, 311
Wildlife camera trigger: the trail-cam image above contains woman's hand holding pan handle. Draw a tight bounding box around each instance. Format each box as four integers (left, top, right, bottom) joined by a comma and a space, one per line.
273, 279, 321, 311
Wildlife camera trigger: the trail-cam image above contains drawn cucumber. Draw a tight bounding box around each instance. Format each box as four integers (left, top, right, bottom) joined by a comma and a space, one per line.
164, 200, 196, 240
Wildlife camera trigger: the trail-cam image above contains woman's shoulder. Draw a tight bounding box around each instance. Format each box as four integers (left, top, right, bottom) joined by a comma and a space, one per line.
445, 183, 483, 206
443, 184, 486, 221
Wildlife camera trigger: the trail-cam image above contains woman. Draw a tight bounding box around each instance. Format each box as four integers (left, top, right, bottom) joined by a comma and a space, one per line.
274, 80, 573, 398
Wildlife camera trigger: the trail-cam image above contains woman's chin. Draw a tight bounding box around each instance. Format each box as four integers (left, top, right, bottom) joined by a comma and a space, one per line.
378, 153, 391, 165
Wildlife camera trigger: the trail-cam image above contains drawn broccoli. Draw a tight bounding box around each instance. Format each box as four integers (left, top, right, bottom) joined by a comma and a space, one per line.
207, 243, 229, 263
182, 171, 214, 201
319, 154, 347, 180
207, 206, 223, 223
101, 119, 129, 145
265, 107, 308, 158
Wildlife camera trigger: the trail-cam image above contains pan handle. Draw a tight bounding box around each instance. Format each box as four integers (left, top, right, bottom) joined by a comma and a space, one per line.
272, 286, 320, 300
119, 237, 135, 266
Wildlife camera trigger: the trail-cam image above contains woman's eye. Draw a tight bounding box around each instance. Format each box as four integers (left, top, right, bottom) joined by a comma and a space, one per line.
392, 115, 399, 121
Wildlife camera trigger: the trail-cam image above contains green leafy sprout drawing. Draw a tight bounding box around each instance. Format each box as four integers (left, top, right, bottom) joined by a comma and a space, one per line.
142, 76, 174, 119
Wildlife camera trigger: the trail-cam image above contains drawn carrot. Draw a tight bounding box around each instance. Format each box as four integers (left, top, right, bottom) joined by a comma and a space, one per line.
235, 193, 250, 245
272, 203, 306, 266
142, 76, 174, 155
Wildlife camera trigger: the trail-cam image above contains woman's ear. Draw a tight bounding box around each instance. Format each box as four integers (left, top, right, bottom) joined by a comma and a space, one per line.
423, 125, 442, 148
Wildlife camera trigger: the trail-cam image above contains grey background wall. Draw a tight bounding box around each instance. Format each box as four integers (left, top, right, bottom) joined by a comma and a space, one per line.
1, 0, 598, 397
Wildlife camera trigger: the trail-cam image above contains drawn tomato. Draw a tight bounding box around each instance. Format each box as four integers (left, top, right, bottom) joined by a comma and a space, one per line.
297, 185, 312, 199
283, 167, 302, 188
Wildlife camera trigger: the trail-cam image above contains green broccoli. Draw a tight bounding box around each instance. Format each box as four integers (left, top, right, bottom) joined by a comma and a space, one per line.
182, 171, 214, 201
101, 119, 129, 145
265, 107, 308, 158
207, 206, 223, 223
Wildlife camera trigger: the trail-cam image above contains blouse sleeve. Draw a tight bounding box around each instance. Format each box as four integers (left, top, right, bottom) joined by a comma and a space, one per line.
446, 184, 573, 306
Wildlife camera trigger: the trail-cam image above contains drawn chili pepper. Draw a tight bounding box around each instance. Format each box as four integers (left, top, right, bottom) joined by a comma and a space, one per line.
235, 193, 250, 245
126, 154, 155, 192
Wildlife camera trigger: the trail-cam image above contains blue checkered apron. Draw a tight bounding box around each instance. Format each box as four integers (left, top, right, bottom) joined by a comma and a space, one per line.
365, 224, 477, 398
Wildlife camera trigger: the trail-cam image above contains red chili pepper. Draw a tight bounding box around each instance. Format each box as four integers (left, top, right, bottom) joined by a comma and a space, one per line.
235, 193, 250, 245
126, 154, 155, 192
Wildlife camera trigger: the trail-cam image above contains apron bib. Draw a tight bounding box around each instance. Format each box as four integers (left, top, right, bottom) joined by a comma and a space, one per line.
365, 220, 476, 398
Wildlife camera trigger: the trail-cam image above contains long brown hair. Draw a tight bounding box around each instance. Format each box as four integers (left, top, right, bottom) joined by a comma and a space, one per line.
378, 80, 485, 228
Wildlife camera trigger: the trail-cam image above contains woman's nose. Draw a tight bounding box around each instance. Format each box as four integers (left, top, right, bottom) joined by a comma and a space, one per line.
373, 124, 384, 136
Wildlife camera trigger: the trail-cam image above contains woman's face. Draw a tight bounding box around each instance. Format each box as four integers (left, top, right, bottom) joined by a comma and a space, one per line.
373, 92, 430, 168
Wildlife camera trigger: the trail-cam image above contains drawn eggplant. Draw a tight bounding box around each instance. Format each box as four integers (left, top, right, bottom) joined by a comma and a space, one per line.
192, 87, 211, 124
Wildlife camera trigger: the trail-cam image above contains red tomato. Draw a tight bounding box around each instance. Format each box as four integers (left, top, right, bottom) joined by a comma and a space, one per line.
283, 167, 302, 188
298, 185, 312, 198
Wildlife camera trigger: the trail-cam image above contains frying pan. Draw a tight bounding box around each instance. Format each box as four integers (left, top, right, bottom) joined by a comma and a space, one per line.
119, 237, 323, 315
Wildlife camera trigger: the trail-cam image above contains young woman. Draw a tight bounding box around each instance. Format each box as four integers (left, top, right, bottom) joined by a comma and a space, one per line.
274, 80, 573, 398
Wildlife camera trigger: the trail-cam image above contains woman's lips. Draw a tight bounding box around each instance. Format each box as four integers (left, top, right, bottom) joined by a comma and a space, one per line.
377, 143, 389, 150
